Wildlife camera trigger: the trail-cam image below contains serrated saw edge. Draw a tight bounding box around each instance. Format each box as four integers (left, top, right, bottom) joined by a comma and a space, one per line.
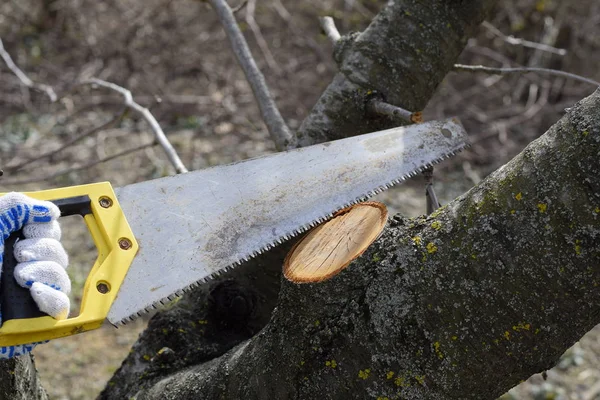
114, 143, 470, 325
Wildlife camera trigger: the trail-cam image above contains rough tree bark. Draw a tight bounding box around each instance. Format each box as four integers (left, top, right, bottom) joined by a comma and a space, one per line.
297, 0, 496, 145
97, 0, 599, 399
99, 88, 600, 399
0, 356, 47, 400
6, 0, 599, 399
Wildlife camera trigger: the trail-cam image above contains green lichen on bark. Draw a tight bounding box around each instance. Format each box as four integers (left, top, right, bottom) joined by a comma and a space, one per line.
99, 243, 291, 400
108, 91, 600, 399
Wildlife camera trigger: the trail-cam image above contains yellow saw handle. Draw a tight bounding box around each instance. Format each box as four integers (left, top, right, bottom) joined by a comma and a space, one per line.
0, 182, 137, 347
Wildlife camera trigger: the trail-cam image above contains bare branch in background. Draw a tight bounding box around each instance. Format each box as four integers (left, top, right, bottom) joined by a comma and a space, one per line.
4, 110, 127, 174
84, 78, 188, 174
0, 35, 185, 175
272, 0, 291, 20
366, 98, 422, 123
0, 37, 58, 102
1, 141, 157, 186
319, 17, 341, 44
245, 0, 281, 73
0, 36, 186, 175
271, 1, 330, 71
481, 21, 567, 56
453, 64, 600, 87
231, 0, 248, 14
209, 0, 296, 150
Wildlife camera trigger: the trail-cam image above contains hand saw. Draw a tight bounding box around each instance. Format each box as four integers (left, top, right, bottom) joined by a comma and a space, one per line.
0, 118, 468, 346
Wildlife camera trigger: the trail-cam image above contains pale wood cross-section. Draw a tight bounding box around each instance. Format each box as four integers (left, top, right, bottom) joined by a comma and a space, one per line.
284, 201, 388, 283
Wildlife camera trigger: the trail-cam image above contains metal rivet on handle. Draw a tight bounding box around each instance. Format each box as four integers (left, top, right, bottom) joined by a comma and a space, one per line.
97, 281, 110, 294
99, 196, 113, 208
119, 238, 132, 250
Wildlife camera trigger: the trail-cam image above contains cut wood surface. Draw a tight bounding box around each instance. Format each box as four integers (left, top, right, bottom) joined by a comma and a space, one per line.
284, 201, 388, 283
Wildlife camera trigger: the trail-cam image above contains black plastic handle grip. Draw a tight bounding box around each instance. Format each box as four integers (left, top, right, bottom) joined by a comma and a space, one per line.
1, 195, 92, 322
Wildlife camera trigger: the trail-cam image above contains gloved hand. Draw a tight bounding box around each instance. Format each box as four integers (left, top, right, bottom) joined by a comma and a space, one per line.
0, 193, 70, 359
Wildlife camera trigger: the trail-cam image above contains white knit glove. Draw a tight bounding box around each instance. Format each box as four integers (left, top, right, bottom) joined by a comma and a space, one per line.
0, 192, 70, 359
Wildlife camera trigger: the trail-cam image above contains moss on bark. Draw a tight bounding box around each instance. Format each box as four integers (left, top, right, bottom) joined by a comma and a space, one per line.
104, 90, 600, 399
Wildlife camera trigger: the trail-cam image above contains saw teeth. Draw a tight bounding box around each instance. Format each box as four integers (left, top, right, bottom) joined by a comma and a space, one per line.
115, 145, 468, 325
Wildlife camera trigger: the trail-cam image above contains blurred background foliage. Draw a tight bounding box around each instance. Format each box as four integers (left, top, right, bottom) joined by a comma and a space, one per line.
1, 0, 599, 398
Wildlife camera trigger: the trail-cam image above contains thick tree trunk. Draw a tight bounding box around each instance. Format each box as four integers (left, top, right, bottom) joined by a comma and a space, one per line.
99, 1, 499, 397
99, 0, 600, 397
101, 90, 600, 399
0, 356, 47, 400
2, 1, 500, 398
95, 0, 542, 399
18, 0, 589, 399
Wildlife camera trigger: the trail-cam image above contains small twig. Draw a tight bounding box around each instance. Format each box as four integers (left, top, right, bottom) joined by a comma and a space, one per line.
245, 0, 281, 73
481, 21, 567, 56
319, 17, 341, 44
5, 110, 127, 174
231, 0, 248, 13
0, 37, 57, 102
272, 0, 291, 20
84, 78, 188, 173
1, 141, 157, 185
453, 64, 600, 87
423, 167, 440, 214
209, 0, 295, 150
366, 98, 423, 123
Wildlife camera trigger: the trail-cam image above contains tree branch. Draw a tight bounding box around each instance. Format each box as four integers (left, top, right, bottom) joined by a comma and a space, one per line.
481, 21, 567, 56
245, 0, 280, 73
0, 41, 185, 175
0, 356, 47, 399
231, 0, 248, 14
208, 0, 296, 150
319, 16, 341, 44
4, 110, 127, 174
0, 38, 57, 102
104, 89, 600, 400
366, 97, 422, 123
84, 78, 188, 174
453, 64, 600, 87
1, 141, 157, 186
297, 0, 498, 146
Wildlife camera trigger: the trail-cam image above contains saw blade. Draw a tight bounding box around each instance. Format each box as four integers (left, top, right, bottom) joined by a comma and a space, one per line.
107, 118, 468, 325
